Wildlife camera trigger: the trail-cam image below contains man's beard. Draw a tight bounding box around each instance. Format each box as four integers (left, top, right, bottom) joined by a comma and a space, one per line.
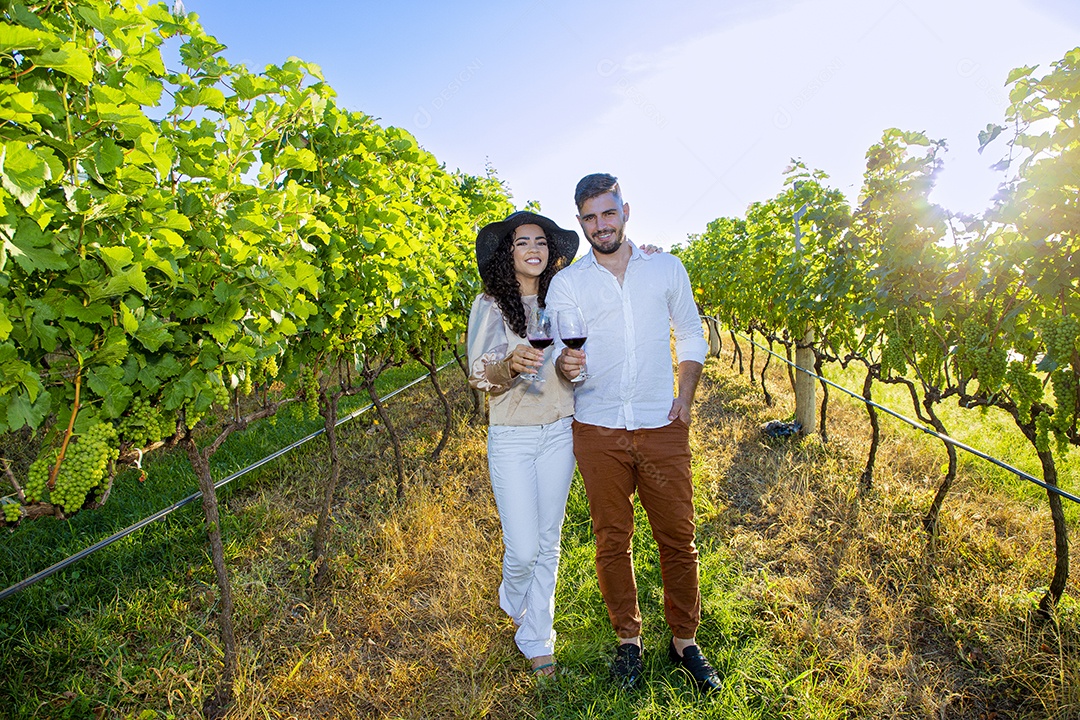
590, 229, 623, 255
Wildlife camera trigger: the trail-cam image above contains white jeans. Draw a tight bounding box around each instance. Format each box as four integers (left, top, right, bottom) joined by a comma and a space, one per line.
487, 415, 575, 659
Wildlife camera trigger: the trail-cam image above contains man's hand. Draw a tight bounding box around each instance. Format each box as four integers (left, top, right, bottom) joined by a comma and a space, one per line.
669, 360, 703, 424
557, 347, 586, 381
668, 396, 693, 424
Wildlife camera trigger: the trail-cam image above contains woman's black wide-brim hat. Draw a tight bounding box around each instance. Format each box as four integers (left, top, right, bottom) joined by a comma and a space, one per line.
475, 210, 579, 283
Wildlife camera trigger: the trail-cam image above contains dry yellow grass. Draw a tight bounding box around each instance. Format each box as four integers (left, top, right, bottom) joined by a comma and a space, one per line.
693, 350, 1079, 718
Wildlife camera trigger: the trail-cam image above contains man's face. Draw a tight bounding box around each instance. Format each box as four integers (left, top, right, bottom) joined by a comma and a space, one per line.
577, 192, 629, 255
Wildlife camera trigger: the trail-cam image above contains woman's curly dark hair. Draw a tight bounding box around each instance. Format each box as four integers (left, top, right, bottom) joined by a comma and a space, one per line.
482, 233, 567, 338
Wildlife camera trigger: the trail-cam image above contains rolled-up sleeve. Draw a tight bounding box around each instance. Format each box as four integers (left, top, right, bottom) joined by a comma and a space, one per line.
669, 259, 708, 365
467, 294, 516, 393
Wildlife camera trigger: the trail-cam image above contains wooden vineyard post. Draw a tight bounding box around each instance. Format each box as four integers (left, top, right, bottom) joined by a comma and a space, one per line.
794, 327, 816, 435
705, 316, 722, 357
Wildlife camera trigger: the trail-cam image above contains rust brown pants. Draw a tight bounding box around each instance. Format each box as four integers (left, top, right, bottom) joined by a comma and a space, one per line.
572, 418, 700, 640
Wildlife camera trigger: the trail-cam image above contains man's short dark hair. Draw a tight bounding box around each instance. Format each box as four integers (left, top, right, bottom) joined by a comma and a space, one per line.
575, 173, 623, 210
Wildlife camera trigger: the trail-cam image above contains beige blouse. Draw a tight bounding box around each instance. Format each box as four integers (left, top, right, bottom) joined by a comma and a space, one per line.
466, 293, 575, 427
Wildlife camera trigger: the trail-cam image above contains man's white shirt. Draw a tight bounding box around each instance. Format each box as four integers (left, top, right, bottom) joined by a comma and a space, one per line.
546, 241, 708, 430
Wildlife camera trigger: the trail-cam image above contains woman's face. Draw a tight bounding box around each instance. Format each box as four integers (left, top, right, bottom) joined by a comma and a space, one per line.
511, 223, 550, 287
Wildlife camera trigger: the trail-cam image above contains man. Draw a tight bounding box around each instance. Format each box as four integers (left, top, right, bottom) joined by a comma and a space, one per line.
546, 173, 721, 692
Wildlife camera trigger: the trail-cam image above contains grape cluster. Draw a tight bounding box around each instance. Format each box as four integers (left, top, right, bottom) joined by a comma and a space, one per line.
249, 356, 280, 396
957, 318, 987, 379
3, 500, 21, 524
118, 396, 172, 448
1006, 361, 1043, 424
975, 346, 1008, 395
917, 340, 945, 387
240, 364, 254, 396
1042, 315, 1079, 367
299, 365, 320, 421
1035, 410, 1053, 454
51, 422, 119, 514
880, 333, 907, 378
184, 404, 204, 429
25, 454, 52, 503
1050, 368, 1078, 454
209, 374, 231, 408
260, 356, 279, 382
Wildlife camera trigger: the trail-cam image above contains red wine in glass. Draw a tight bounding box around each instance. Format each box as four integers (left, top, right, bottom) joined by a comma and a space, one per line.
557, 308, 589, 382
524, 307, 554, 382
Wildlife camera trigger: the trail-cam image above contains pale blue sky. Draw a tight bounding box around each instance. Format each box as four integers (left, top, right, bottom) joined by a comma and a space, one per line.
183, 0, 1080, 248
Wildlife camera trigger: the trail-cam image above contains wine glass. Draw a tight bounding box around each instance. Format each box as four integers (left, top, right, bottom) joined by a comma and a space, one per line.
557, 308, 589, 383
523, 307, 554, 383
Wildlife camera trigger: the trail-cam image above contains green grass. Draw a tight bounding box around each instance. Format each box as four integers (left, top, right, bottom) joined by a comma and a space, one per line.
507, 475, 832, 720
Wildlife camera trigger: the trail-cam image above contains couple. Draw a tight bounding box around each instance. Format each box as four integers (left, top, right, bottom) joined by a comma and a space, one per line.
466, 173, 721, 692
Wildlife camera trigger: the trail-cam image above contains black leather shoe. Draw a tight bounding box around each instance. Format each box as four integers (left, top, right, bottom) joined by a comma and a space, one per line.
611, 642, 644, 689
668, 639, 722, 693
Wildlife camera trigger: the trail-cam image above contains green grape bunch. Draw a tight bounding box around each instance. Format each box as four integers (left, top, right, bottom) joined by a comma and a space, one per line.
209, 373, 232, 409
956, 318, 988, 379
1041, 315, 1079, 369
1005, 361, 1043, 425
239, 364, 254, 396
916, 338, 946, 387
975, 346, 1008, 395
118, 396, 172, 448
3, 500, 22, 524
260, 356, 280, 383
24, 453, 53, 503
48, 423, 120, 514
184, 403, 204, 430
1035, 410, 1053, 454
1049, 367, 1078, 452
880, 333, 907, 378
299, 365, 320, 421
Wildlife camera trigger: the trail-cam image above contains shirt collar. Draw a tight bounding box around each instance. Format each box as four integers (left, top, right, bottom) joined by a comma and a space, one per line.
580, 239, 644, 268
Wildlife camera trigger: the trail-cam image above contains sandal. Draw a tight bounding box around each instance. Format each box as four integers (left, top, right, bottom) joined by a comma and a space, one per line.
530, 655, 557, 678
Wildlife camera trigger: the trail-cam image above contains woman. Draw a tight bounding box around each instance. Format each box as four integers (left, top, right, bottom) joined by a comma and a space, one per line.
467, 210, 578, 677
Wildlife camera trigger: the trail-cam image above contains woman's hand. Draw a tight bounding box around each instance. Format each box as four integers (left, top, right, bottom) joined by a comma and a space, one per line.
506, 344, 544, 376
